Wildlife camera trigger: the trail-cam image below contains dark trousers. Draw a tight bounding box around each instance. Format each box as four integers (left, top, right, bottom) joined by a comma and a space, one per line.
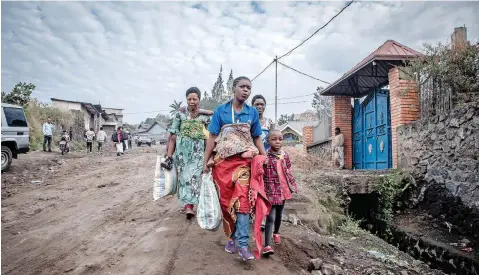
87, 142, 93, 152
98, 142, 104, 152
43, 135, 52, 151
122, 140, 126, 152
264, 202, 285, 247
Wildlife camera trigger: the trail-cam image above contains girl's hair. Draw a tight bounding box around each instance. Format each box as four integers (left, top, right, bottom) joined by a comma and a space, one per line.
186, 87, 201, 100
267, 129, 283, 140
233, 76, 251, 88
251, 94, 266, 105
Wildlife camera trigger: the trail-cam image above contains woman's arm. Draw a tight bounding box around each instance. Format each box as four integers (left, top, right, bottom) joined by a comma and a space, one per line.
199, 109, 214, 116
254, 136, 266, 156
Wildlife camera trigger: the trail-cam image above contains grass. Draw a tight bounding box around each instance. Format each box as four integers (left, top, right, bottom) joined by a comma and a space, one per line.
338, 216, 366, 236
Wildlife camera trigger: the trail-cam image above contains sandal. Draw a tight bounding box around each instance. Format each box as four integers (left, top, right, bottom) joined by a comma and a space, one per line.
186, 208, 195, 220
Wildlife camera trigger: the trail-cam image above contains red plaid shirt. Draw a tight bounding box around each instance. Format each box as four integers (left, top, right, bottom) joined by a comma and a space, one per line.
264, 150, 298, 205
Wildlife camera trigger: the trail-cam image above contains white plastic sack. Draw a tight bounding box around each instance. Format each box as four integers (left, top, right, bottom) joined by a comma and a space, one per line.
116, 143, 124, 153
197, 172, 222, 230
153, 156, 178, 200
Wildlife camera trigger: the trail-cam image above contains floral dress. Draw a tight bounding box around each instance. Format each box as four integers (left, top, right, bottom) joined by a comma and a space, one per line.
170, 111, 211, 206
260, 118, 273, 151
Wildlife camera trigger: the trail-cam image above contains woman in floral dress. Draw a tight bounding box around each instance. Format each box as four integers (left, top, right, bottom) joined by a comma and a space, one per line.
169, 87, 211, 219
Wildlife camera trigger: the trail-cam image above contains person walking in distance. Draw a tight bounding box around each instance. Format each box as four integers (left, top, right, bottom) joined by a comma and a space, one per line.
262, 130, 297, 255
85, 128, 95, 153
332, 127, 345, 169
96, 127, 107, 154
42, 117, 55, 152
114, 127, 124, 156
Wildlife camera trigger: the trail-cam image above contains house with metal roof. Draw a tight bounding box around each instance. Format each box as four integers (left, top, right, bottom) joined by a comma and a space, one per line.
319, 40, 423, 170
136, 121, 168, 142
51, 98, 123, 134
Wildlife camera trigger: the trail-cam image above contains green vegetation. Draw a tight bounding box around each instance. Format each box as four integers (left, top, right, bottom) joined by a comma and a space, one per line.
338, 216, 366, 236
376, 171, 412, 239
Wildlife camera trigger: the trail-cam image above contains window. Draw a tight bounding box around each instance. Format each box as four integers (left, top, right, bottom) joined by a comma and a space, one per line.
3, 107, 28, 127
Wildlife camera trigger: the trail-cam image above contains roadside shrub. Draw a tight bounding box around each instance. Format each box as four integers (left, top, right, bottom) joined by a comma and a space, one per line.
24, 100, 75, 150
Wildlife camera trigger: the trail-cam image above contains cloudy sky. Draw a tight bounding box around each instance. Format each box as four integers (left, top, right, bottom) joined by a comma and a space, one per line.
2, 1, 478, 124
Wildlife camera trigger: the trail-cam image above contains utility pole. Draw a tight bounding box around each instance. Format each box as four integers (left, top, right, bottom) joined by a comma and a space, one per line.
275, 56, 278, 124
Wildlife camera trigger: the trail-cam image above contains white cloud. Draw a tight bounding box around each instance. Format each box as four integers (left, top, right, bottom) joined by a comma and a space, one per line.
1, 1, 478, 123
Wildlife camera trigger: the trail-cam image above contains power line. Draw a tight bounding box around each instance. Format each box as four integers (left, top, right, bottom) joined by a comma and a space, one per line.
267, 100, 308, 106
277, 0, 354, 60
123, 109, 170, 115
251, 59, 275, 82
278, 93, 316, 101
277, 61, 331, 85
122, 100, 310, 115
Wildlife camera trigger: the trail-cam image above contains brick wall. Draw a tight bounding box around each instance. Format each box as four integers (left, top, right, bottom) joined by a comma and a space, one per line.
332, 96, 352, 168
302, 126, 313, 152
389, 67, 420, 168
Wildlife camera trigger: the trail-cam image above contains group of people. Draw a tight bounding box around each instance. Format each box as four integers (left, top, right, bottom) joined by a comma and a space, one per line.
161, 76, 297, 261
41, 116, 130, 156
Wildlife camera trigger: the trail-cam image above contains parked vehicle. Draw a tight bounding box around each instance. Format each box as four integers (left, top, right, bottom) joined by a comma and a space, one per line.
158, 137, 168, 145
136, 135, 152, 147
1, 103, 30, 172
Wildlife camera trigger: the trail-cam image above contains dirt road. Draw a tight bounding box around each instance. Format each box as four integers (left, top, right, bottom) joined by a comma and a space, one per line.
1, 147, 293, 275
2, 146, 444, 275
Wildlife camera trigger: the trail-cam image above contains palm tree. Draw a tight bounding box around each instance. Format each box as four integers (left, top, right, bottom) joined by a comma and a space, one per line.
169, 100, 183, 116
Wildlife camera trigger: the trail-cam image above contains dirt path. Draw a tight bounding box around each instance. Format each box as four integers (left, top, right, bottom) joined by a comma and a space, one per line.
1, 148, 292, 275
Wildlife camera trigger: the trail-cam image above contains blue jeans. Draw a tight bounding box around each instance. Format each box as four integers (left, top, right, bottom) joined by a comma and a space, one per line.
233, 213, 250, 248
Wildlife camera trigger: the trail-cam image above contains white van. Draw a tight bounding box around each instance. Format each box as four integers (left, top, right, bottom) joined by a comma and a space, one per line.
1, 103, 30, 172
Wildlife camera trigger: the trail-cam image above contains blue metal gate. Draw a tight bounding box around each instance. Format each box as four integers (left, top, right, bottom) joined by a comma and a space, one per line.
352, 89, 392, 170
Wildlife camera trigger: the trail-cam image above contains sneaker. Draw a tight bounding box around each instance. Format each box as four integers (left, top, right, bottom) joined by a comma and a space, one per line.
225, 240, 237, 254
273, 234, 281, 245
262, 246, 275, 256
161, 157, 173, 170
238, 247, 255, 261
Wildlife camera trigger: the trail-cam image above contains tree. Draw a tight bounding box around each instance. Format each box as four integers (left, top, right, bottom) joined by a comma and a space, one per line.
155, 114, 171, 125
401, 41, 479, 111
277, 114, 295, 126
226, 69, 234, 95
211, 64, 228, 103
169, 100, 183, 116
312, 86, 332, 123
1, 82, 36, 106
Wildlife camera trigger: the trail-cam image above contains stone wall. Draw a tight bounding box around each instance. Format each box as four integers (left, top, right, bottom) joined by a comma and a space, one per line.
307, 138, 332, 160
397, 102, 479, 212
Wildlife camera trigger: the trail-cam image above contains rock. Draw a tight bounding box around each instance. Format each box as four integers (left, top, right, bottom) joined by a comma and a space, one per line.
308, 258, 324, 271
400, 271, 408, 275
333, 256, 345, 266
450, 118, 460, 128
321, 264, 342, 275
288, 214, 300, 226
458, 127, 466, 140
311, 271, 323, 275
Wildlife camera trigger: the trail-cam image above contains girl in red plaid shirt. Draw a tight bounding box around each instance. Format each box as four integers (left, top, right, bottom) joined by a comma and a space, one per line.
262, 130, 298, 255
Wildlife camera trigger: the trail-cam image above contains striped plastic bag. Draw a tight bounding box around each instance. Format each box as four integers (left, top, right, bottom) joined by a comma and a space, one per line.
197, 172, 222, 231
153, 156, 178, 200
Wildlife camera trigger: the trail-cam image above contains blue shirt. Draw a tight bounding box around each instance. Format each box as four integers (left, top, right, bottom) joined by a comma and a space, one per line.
208, 100, 263, 138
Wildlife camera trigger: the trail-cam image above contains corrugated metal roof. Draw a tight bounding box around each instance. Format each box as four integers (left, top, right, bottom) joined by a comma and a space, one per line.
321, 40, 423, 97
